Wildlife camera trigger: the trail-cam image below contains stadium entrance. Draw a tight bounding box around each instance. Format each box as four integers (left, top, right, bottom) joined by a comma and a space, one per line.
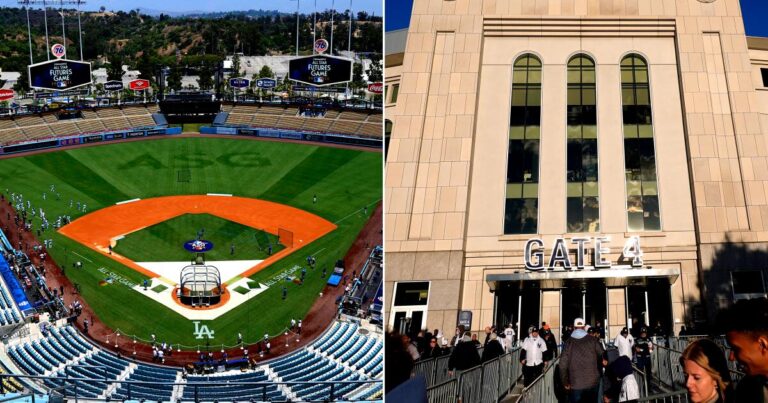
490, 272, 677, 341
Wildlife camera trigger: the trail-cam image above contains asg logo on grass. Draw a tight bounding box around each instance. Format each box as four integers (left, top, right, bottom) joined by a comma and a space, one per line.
193, 321, 215, 339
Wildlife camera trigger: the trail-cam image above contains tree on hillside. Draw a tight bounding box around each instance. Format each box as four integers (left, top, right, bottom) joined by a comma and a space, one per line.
257, 65, 274, 78
107, 54, 124, 80
197, 63, 213, 90
231, 53, 241, 77
366, 54, 382, 82
166, 65, 182, 92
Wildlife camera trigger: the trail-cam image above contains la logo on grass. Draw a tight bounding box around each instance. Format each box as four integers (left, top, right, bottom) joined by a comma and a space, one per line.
193, 321, 215, 339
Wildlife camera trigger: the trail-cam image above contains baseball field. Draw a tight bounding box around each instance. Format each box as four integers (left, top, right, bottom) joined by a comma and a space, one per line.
0, 136, 381, 346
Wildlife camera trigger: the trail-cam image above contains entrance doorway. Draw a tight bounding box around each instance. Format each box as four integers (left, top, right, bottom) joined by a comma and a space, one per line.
494, 284, 540, 339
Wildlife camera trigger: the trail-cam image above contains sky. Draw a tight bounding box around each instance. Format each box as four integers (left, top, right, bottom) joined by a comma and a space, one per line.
385, 0, 768, 37
1, 0, 382, 15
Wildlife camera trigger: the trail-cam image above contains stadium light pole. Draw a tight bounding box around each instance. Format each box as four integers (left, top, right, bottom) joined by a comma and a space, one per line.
345, 0, 352, 97
292, 0, 300, 56
21, 0, 33, 64
330, 0, 334, 53
76, 0, 83, 60
44, 0, 50, 60
59, 0, 65, 54
312, 0, 317, 53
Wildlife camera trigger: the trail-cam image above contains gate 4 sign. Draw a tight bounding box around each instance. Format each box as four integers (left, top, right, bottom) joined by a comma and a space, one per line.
129, 79, 150, 91
51, 43, 66, 59
524, 236, 644, 271
0, 89, 14, 101
28, 59, 92, 91
288, 55, 353, 87
193, 321, 215, 339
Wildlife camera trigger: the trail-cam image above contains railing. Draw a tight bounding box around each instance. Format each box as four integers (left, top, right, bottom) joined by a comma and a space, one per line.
634, 364, 649, 398
515, 358, 560, 403
422, 348, 522, 403
652, 342, 744, 389
0, 373, 381, 402
638, 391, 689, 402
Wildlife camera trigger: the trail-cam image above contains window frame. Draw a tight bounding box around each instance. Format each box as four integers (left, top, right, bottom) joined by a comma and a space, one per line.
620, 53, 663, 232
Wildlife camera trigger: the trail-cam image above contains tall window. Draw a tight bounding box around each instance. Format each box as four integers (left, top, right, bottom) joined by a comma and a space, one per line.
505, 54, 541, 234
621, 54, 660, 231
567, 55, 599, 232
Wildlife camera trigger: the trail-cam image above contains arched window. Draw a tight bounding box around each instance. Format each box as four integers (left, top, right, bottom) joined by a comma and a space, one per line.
566, 55, 599, 232
621, 54, 660, 231
505, 54, 541, 234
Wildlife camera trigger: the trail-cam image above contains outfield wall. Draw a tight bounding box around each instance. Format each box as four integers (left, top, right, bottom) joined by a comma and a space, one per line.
0, 127, 182, 155
201, 126, 381, 148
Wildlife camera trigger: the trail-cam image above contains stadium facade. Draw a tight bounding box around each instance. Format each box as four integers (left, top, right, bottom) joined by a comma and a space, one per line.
384, 0, 768, 341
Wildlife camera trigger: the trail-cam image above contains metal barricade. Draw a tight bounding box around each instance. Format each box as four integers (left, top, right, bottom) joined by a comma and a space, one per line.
457, 366, 483, 403
633, 364, 649, 398
638, 391, 689, 402
434, 355, 452, 385
414, 357, 437, 386
515, 358, 560, 403
480, 358, 501, 402
426, 378, 458, 403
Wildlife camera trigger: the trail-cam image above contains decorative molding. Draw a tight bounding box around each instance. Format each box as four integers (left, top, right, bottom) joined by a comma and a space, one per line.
484, 17, 677, 38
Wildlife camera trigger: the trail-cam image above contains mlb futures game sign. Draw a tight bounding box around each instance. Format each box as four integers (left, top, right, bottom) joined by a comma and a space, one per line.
28, 59, 92, 91
288, 55, 353, 87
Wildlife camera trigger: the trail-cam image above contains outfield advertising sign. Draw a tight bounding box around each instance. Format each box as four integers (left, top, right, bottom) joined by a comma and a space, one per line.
129, 79, 150, 91
28, 59, 92, 91
229, 77, 250, 88
255, 78, 276, 89
103, 80, 123, 91
51, 43, 66, 59
288, 55, 353, 87
0, 89, 14, 101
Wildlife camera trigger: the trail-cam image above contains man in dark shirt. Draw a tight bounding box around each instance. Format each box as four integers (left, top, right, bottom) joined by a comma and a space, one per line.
448, 332, 481, 373
635, 327, 653, 381
718, 298, 768, 403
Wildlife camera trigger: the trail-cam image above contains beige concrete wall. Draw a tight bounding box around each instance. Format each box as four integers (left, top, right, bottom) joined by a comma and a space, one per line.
607, 288, 627, 339
541, 290, 561, 340
385, 0, 767, 333
385, 251, 465, 333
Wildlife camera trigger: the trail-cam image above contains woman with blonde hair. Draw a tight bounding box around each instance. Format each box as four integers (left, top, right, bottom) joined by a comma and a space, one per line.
679, 338, 733, 403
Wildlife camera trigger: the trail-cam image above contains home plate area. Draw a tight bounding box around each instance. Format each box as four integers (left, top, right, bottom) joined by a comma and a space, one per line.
131, 260, 273, 320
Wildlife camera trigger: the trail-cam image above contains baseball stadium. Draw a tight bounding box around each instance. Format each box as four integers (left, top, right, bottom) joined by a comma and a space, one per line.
0, 2, 383, 402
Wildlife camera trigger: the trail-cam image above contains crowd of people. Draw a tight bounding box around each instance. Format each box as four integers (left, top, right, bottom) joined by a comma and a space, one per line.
386, 297, 768, 403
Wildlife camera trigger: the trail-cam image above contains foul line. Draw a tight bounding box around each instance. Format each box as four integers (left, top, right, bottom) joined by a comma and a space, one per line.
116, 198, 141, 205
72, 251, 93, 263
207, 193, 233, 197
333, 199, 381, 225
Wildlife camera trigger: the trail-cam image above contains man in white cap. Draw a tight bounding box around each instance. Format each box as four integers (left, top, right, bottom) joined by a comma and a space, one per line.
559, 317, 605, 403
520, 325, 548, 386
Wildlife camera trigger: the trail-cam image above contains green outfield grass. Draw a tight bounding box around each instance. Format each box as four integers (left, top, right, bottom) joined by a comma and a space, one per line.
0, 137, 381, 346
112, 213, 283, 262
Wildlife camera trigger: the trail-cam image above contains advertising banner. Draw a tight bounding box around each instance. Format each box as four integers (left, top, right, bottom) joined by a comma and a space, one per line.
288, 55, 353, 87
29, 59, 92, 91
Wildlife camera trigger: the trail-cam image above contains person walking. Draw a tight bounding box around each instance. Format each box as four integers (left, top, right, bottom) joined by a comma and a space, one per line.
503, 323, 516, 351
718, 297, 768, 402
680, 338, 733, 403
481, 332, 505, 363
520, 326, 548, 386
559, 318, 605, 403
635, 327, 653, 381
614, 327, 635, 359
448, 332, 480, 374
